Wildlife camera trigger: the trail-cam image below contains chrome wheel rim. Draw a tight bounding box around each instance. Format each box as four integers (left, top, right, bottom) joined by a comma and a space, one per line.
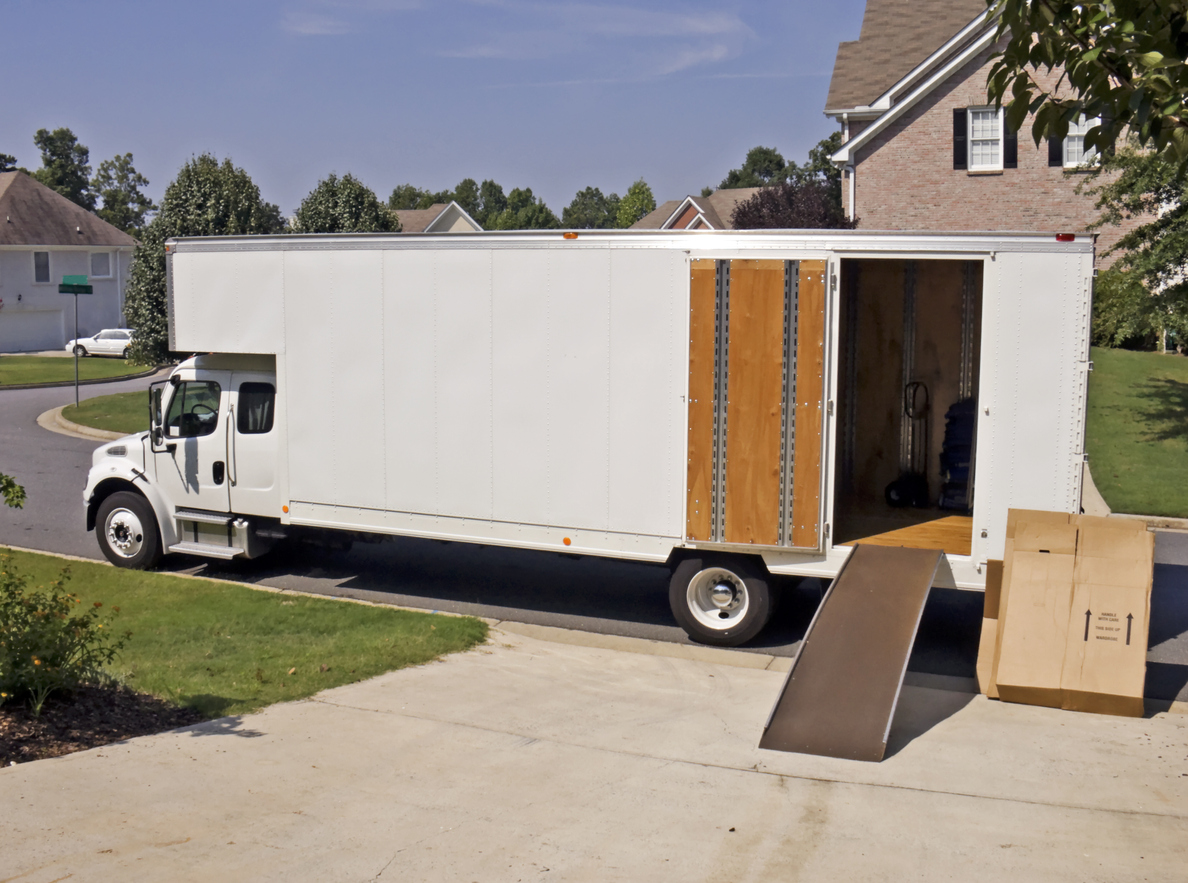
105, 507, 145, 559
686, 567, 749, 631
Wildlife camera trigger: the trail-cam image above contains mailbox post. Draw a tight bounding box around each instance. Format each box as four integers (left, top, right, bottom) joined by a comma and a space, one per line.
58, 274, 93, 408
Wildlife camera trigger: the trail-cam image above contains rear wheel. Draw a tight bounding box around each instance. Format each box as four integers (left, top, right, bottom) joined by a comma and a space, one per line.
669, 555, 774, 647
96, 491, 162, 569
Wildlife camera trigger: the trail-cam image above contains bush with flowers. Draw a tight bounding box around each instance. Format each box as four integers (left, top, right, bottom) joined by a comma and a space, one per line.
0, 554, 129, 716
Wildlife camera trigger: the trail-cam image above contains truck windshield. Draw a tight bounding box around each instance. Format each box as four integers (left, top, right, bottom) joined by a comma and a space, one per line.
165, 381, 221, 438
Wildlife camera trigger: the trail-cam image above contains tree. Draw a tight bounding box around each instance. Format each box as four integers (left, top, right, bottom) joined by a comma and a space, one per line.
0, 154, 19, 173
476, 179, 508, 227
562, 186, 622, 229
988, 0, 1188, 166
785, 132, 845, 214
730, 181, 858, 230
93, 153, 156, 235
1, 473, 25, 509
1084, 138, 1188, 348
487, 187, 560, 230
387, 183, 453, 211
294, 173, 398, 233
720, 146, 787, 189
31, 128, 95, 210
453, 178, 481, 219
615, 179, 656, 228
123, 154, 286, 364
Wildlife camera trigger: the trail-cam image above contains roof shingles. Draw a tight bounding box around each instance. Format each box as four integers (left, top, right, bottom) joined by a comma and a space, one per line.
825, 0, 987, 111
0, 172, 135, 247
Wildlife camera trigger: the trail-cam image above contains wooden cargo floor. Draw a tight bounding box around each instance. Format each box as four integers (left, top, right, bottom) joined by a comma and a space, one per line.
838, 515, 973, 556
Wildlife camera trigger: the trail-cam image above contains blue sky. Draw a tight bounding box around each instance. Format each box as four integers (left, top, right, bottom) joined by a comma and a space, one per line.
2, 0, 867, 217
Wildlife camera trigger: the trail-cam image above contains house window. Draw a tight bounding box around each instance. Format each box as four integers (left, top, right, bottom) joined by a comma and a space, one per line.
33, 251, 50, 284
1063, 116, 1101, 167
968, 108, 1003, 170
90, 252, 112, 278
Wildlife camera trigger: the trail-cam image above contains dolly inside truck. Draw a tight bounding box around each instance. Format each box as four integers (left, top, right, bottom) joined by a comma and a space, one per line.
84, 229, 1095, 646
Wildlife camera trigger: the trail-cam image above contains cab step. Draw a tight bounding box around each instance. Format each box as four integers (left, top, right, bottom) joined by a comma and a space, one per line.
168, 541, 245, 559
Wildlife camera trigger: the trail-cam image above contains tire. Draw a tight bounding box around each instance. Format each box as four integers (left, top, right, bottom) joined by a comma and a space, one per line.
96, 491, 162, 569
669, 555, 775, 647
73, 345, 88, 357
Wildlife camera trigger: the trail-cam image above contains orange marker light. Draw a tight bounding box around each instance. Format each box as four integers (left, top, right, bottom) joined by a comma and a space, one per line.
282, 505, 289, 513
563, 232, 578, 240
563, 537, 572, 546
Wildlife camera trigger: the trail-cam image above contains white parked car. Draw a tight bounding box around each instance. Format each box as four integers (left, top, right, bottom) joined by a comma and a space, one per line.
66, 328, 133, 358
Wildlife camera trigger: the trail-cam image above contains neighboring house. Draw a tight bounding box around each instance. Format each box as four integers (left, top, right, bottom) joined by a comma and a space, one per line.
825, 0, 1137, 260
393, 201, 483, 233
632, 188, 763, 230
0, 171, 135, 353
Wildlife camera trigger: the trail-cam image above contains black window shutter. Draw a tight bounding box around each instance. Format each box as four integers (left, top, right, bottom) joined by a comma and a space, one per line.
1048, 136, 1063, 166
1004, 124, 1018, 169
953, 109, 968, 170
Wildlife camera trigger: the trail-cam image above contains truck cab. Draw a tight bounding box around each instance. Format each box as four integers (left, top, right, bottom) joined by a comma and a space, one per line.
85, 354, 281, 568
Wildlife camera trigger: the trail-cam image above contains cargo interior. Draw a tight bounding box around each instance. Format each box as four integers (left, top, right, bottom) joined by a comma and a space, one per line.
832, 258, 983, 555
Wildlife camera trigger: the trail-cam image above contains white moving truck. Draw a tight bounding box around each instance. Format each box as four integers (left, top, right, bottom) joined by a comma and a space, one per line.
84, 230, 1094, 645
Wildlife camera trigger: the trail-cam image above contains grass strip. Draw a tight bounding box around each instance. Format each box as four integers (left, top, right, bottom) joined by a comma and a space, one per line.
1086, 346, 1188, 518
3, 549, 488, 719
61, 390, 149, 434
0, 355, 148, 386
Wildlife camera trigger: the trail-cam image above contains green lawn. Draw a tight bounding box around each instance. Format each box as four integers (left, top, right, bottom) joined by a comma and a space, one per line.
1086, 346, 1188, 517
2, 549, 488, 719
0, 355, 148, 386
61, 390, 149, 434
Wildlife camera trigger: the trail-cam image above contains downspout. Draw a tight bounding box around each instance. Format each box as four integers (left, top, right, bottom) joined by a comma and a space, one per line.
846, 164, 856, 222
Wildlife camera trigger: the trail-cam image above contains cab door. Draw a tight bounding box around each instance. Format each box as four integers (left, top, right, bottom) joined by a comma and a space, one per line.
227, 372, 279, 516
152, 372, 231, 513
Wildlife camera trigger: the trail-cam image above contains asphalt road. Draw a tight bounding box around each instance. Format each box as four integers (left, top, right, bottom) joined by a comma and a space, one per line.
2, 372, 1186, 700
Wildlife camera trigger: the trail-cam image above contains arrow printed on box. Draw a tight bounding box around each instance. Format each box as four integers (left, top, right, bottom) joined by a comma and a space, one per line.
1084, 609, 1091, 642
1126, 613, 1133, 646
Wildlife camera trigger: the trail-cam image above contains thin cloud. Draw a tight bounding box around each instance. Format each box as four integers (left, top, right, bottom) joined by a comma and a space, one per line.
283, 11, 352, 35
654, 43, 731, 76
444, 1, 752, 75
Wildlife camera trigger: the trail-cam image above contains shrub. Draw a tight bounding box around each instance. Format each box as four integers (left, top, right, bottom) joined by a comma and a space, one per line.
0, 555, 129, 716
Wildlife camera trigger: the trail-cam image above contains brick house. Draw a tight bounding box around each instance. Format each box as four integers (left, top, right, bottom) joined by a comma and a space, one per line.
825, 0, 1135, 261
0, 171, 135, 352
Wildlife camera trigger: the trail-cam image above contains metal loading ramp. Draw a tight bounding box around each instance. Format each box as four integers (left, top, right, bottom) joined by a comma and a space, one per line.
760, 545, 943, 762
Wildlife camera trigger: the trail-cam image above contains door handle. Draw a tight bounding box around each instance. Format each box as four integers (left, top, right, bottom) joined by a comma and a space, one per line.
213, 461, 225, 485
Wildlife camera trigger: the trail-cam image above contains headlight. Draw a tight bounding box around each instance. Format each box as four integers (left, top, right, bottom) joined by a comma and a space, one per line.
106, 445, 127, 457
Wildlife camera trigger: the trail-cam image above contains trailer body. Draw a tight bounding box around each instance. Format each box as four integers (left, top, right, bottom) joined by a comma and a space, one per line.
84, 230, 1094, 643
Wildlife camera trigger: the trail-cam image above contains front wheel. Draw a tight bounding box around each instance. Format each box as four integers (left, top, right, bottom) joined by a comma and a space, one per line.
73, 345, 87, 357
669, 555, 774, 647
96, 491, 162, 569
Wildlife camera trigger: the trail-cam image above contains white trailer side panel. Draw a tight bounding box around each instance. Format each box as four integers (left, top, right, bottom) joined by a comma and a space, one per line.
171, 250, 285, 355
285, 249, 387, 510
269, 243, 687, 543
607, 249, 686, 536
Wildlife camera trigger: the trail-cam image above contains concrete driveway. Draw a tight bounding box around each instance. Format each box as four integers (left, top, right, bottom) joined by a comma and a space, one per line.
3, 624, 1185, 882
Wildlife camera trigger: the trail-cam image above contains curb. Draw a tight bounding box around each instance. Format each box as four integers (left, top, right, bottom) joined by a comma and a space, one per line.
0, 364, 166, 391
38, 404, 127, 442
3, 542, 1186, 715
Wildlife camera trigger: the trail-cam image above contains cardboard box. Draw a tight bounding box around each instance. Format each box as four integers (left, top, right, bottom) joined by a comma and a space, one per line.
982, 509, 1153, 717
